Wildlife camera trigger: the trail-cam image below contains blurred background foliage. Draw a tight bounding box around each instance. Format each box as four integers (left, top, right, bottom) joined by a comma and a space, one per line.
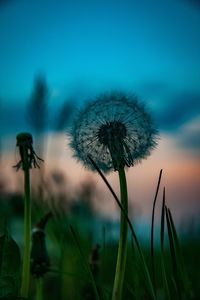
0, 163, 200, 299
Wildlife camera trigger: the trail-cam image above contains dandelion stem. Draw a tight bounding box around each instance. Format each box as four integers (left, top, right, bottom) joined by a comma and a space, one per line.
36, 278, 43, 300
21, 147, 31, 298
112, 167, 128, 300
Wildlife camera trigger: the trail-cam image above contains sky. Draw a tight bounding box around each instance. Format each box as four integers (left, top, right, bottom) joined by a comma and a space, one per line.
0, 0, 200, 227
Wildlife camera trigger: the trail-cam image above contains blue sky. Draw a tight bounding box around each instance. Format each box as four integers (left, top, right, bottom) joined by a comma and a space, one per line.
1, 1, 200, 89
0, 0, 200, 143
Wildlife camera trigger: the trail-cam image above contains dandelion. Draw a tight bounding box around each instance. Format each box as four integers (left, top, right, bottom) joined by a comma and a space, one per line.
69, 91, 158, 300
13, 132, 43, 171
70, 91, 158, 172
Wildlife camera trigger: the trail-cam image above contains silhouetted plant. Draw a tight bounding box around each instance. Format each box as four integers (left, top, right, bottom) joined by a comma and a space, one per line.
14, 132, 43, 298
69, 91, 158, 300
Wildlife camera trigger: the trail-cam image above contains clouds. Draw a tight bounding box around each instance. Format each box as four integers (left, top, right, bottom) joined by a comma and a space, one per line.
156, 92, 200, 153
176, 116, 200, 151
139, 81, 200, 152
140, 84, 200, 152
155, 91, 200, 131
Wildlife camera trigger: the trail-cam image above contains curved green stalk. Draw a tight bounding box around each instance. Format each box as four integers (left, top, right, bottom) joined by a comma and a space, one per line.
112, 167, 128, 300
21, 149, 31, 298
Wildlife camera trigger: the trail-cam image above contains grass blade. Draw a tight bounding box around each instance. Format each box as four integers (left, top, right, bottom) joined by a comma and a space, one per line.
160, 187, 165, 253
151, 169, 163, 289
165, 206, 182, 299
168, 208, 193, 299
160, 188, 170, 300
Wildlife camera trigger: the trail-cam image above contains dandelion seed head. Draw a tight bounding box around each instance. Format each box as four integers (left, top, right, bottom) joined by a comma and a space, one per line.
69, 91, 158, 172
14, 132, 43, 171
16, 132, 33, 147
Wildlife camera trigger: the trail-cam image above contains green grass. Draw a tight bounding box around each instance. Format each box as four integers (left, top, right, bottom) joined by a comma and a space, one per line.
0, 170, 199, 300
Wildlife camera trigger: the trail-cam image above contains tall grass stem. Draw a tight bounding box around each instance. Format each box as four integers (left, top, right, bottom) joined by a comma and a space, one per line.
150, 169, 162, 291
160, 188, 171, 300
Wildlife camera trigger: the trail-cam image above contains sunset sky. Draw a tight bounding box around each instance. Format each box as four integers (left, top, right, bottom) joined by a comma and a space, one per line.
0, 0, 200, 227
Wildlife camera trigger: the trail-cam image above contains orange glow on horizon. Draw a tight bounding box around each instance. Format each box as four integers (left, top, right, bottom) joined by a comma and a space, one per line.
0, 132, 199, 222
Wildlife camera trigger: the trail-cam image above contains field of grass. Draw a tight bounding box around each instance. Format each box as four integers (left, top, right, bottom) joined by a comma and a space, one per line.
0, 172, 200, 300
